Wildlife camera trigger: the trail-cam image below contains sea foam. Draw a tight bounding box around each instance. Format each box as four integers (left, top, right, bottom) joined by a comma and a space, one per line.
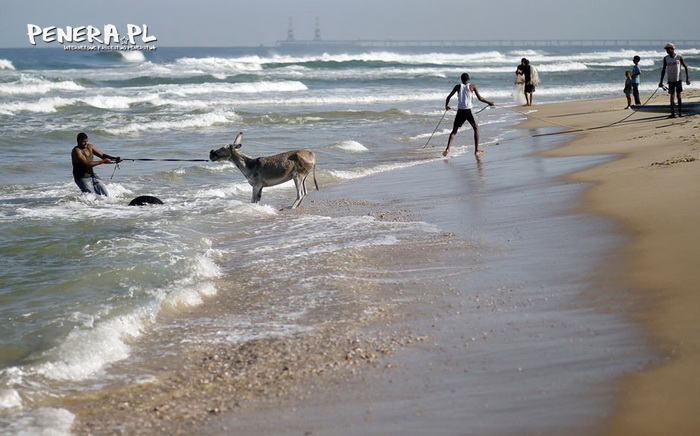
0, 77, 83, 95
335, 140, 368, 152
0, 59, 15, 70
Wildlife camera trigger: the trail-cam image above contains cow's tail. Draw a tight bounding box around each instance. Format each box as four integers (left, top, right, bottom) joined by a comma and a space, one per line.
312, 164, 319, 191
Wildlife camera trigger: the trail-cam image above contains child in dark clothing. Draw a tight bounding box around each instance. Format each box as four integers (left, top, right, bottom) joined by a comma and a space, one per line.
624, 70, 633, 109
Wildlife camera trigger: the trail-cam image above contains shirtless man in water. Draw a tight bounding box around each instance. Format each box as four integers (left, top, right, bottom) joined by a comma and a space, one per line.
443, 73, 494, 158
71, 132, 121, 196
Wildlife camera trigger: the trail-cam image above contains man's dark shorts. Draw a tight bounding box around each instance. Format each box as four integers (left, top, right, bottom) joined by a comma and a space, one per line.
668, 81, 683, 94
453, 109, 476, 128
525, 84, 535, 93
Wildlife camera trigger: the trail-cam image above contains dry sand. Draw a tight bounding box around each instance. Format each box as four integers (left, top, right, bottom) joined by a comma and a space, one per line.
518, 90, 700, 435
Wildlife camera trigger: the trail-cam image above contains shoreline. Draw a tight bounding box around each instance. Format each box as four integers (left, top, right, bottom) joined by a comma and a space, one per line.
519, 91, 700, 434
64, 93, 700, 435
195, 97, 660, 434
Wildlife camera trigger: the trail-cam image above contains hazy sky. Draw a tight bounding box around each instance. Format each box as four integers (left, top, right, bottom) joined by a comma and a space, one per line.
2, 0, 699, 48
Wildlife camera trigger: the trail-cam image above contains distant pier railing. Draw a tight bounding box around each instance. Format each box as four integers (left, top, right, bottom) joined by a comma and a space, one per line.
276, 39, 700, 48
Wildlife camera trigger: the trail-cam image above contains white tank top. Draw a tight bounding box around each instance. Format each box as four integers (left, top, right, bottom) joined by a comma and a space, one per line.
665, 54, 682, 82
458, 83, 474, 110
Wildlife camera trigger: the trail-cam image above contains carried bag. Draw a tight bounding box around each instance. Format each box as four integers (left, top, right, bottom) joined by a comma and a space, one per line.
530, 66, 540, 86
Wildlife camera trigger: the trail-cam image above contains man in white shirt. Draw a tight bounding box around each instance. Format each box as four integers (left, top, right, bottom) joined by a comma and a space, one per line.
443, 73, 494, 158
658, 43, 691, 118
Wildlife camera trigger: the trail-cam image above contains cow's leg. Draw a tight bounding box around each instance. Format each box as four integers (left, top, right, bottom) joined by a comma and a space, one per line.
300, 173, 309, 196
291, 176, 305, 209
252, 186, 263, 203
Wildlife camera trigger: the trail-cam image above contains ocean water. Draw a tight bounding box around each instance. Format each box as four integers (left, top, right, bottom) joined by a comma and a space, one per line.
0, 44, 697, 434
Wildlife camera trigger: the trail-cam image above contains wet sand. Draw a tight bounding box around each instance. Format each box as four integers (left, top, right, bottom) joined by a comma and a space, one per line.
520, 91, 700, 435
67, 92, 699, 435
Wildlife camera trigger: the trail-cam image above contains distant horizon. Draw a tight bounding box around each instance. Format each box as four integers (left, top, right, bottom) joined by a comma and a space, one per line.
2, 38, 699, 50
5, 38, 700, 50
4, 1, 699, 49
273, 37, 700, 45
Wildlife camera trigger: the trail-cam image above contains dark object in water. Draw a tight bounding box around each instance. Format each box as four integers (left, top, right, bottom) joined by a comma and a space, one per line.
128, 195, 164, 206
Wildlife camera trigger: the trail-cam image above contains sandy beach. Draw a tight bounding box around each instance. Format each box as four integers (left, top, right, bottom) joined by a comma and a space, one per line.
65, 92, 700, 435
521, 91, 700, 435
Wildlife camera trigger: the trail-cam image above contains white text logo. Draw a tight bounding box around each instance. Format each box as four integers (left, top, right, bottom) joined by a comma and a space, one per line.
27, 24, 157, 46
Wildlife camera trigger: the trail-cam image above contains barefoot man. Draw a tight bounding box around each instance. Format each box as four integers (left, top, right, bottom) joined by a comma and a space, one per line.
443, 73, 494, 158
658, 43, 691, 118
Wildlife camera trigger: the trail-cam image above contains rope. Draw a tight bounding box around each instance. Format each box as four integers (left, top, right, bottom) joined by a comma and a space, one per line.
110, 161, 120, 181
494, 86, 666, 140
122, 158, 210, 162
438, 88, 671, 149
588, 86, 663, 129
495, 104, 575, 130
106, 158, 209, 181
422, 105, 492, 149
422, 110, 448, 148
